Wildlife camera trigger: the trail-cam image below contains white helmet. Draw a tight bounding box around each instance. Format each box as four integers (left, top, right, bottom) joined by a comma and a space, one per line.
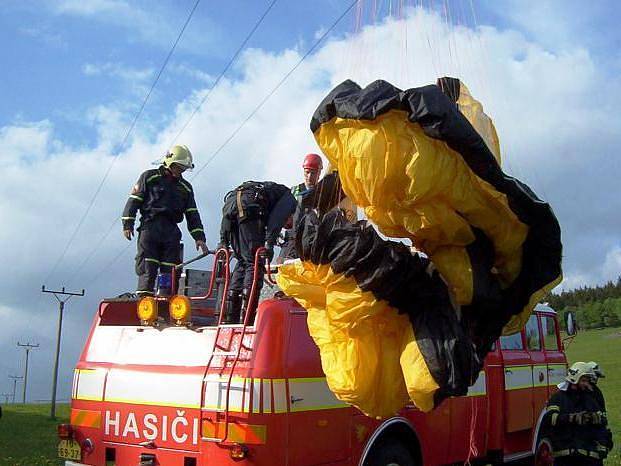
586, 361, 605, 380
565, 361, 596, 385
162, 145, 194, 170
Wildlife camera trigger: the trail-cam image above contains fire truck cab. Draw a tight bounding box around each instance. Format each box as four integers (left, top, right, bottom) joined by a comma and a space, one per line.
60, 251, 567, 466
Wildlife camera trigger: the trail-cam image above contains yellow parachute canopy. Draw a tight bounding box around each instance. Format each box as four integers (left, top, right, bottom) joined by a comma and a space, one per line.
277, 78, 562, 417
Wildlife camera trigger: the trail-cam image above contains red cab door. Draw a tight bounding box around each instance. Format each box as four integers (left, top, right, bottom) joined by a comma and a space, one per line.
500, 330, 534, 433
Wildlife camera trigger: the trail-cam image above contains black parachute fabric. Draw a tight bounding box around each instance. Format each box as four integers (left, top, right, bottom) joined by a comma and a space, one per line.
277, 78, 562, 417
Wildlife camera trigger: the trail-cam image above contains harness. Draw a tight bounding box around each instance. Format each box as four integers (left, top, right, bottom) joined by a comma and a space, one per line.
223, 182, 268, 221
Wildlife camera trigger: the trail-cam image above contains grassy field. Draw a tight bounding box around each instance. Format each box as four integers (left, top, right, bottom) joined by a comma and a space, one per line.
0, 403, 69, 466
0, 328, 619, 465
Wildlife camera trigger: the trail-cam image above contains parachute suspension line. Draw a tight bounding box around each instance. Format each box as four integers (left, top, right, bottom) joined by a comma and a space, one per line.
420, 0, 441, 78
40, 0, 203, 288
63, 0, 279, 288
346, 0, 366, 81
190, 0, 359, 179
445, 0, 463, 78
464, 0, 516, 176
168, 0, 279, 147
441, 0, 455, 76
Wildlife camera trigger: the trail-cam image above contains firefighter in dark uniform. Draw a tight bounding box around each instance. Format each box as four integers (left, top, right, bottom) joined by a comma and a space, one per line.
219, 181, 297, 323
586, 361, 607, 411
278, 153, 323, 262
543, 362, 613, 465
122, 145, 208, 296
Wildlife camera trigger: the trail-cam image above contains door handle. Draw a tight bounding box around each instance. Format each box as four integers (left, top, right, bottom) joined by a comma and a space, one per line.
290, 396, 304, 404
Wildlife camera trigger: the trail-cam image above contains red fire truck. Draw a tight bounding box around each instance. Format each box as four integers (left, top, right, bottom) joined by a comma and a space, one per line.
58, 249, 567, 466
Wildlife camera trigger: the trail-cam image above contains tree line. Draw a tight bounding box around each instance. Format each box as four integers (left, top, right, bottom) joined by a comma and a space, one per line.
545, 277, 621, 330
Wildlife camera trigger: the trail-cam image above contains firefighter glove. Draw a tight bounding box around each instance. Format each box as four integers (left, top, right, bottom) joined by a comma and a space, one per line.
195, 239, 208, 254
586, 411, 606, 425
569, 411, 588, 425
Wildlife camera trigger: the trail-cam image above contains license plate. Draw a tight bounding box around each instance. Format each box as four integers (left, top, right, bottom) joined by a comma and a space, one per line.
58, 439, 81, 461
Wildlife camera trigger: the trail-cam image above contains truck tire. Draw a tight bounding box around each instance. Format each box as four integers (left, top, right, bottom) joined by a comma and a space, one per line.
364, 438, 418, 466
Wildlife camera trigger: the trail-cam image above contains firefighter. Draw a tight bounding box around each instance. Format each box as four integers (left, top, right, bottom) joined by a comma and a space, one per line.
586, 361, 607, 412
219, 181, 297, 323
122, 145, 208, 296
544, 361, 613, 465
278, 153, 323, 262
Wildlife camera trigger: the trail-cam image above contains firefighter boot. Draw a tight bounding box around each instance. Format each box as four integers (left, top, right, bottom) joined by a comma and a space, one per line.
240, 288, 258, 325
222, 290, 242, 324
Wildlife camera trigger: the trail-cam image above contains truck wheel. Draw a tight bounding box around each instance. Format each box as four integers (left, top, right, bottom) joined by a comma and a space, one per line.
364, 438, 418, 466
533, 438, 554, 466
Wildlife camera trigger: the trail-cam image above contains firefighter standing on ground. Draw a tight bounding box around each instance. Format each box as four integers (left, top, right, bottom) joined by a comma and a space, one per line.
219, 181, 296, 323
278, 153, 323, 262
122, 145, 208, 296
543, 361, 613, 465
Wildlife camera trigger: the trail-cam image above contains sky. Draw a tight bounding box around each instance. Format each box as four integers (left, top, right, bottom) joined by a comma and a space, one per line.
1, 0, 620, 402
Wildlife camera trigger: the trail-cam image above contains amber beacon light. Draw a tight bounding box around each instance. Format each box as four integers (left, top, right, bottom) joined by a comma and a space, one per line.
169, 295, 191, 325
137, 297, 158, 325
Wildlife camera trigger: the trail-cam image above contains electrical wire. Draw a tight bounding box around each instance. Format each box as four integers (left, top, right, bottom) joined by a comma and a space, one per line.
169, 0, 279, 146
64, 0, 279, 284
43, 0, 202, 286
84, 0, 359, 288
191, 0, 359, 179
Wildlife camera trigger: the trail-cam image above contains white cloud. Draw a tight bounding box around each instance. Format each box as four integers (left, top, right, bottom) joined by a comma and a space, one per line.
82, 62, 154, 83
49, 0, 221, 55
603, 246, 621, 282
2, 5, 620, 400
0, 120, 56, 165
82, 62, 155, 97
19, 26, 66, 48
167, 63, 215, 84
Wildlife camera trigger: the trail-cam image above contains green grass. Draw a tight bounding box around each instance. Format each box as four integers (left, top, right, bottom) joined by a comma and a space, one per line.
0, 329, 619, 465
0, 404, 69, 466
565, 326, 621, 465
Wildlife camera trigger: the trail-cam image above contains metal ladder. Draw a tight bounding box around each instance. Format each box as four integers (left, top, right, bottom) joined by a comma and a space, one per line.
201, 248, 267, 443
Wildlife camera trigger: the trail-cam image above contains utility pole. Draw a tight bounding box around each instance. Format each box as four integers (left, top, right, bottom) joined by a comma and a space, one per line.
42, 285, 85, 420
17, 342, 39, 403
8, 375, 23, 404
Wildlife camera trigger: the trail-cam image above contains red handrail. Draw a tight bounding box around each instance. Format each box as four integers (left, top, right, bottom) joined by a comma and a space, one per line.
202, 247, 268, 443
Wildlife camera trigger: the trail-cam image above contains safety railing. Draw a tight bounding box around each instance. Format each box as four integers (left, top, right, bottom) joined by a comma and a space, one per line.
199, 247, 270, 444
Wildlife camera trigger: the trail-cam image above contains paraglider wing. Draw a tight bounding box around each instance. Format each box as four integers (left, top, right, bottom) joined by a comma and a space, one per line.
278, 78, 562, 418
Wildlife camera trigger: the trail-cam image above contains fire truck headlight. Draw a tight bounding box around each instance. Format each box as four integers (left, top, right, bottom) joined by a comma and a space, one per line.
170, 295, 191, 325
137, 297, 158, 325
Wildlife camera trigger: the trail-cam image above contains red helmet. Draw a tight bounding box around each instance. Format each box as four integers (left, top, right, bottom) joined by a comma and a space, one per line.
303, 153, 323, 170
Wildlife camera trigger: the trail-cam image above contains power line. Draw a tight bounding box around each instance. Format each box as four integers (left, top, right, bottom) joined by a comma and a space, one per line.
43, 0, 202, 286
169, 0, 279, 146
66, 217, 119, 285
64, 0, 278, 283
86, 242, 133, 289
81, 0, 358, 289
191, 0, 359, 179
